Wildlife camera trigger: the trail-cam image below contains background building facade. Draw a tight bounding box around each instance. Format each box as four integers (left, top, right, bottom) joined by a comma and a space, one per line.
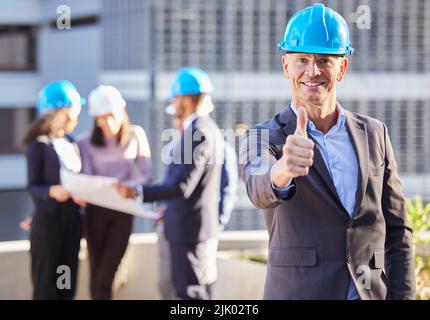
1, 0, 430, 240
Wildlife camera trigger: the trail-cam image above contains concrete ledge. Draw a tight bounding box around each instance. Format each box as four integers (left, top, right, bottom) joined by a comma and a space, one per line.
0, 231, 268, 300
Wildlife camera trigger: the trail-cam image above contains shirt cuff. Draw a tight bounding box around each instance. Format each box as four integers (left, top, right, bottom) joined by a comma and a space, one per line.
271, 181, 295, 200
135, 184, 144, 202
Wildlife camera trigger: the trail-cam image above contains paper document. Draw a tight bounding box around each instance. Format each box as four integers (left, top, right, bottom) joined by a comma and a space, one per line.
60, 169, 162, 219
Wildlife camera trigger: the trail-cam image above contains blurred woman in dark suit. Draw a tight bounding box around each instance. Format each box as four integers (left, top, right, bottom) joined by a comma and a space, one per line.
22, 80, 85, 300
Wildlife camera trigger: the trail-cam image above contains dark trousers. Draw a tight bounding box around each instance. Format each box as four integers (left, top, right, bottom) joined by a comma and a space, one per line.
30, 201, 82, 300
169, 240, 218, 300
84, 205, 133, 300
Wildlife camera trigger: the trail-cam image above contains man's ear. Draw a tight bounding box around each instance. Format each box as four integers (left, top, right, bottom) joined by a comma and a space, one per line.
336, 57, 349, 81
281, 54, 289, 79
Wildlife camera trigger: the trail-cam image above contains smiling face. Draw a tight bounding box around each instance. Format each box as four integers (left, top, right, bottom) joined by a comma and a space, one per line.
282, 53, 348, 107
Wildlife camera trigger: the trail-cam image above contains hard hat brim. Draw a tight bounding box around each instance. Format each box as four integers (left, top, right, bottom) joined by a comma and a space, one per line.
283, 50, 347, 58
278, 44, 353, 56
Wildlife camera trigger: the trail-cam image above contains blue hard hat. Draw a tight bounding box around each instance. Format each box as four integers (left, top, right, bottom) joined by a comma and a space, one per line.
278, 3, 354, 56
169, 67, 214, 99
37, 80, 86, 114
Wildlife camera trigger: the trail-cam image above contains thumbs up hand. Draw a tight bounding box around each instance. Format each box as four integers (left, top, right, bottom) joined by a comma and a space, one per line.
295, 107, 308, 137
271, 107, 315, 188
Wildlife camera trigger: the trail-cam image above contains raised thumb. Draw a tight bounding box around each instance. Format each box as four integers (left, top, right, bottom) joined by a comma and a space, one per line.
295, 107, 308, 137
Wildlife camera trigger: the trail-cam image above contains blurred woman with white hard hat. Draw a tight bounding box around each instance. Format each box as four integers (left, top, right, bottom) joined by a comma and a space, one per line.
78, 85, 152, 300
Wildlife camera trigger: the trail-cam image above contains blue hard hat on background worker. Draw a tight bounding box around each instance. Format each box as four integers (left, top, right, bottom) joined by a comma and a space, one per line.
166, 66, 215, 115
168, 67, 214, 99
37, 80, 86, 115
278, 3, 354, 56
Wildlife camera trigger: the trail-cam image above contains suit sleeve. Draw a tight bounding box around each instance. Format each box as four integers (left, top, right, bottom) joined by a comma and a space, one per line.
219, 143, 238, 226
240, 126, 294, 209
26, 141, 52, 201
381, 124, 416, 299
141, 126, 212, 202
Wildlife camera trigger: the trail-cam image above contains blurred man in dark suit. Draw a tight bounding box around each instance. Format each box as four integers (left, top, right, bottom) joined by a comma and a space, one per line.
116, 67, 225, 300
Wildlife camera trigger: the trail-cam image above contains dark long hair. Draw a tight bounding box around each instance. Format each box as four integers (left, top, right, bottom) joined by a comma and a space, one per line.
22, 109, 69, 146
90, 111, 131, 147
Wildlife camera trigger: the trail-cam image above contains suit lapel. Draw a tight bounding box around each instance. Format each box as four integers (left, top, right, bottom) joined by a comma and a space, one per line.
344, 110, 369, 217
280, 106, 346, 211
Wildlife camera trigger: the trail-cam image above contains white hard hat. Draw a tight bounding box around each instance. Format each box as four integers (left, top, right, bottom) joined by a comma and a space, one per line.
164, 95, 214, 116
88, 85, 126, 118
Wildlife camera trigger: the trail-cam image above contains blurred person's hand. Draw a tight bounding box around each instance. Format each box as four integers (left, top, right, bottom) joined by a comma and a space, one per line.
73, 197, 87, 207
49, 185, 71, 202
19, 216, 32, 232
114, 183, 136, 199
154, 205, 167, 222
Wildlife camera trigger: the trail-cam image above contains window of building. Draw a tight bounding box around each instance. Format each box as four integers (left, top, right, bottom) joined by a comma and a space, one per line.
0, 26, 37, 71
0, 108, 35, 154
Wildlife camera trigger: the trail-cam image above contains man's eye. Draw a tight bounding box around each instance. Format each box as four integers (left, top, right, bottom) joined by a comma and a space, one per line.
297, 58, 308, 63
318, 58, 330, 64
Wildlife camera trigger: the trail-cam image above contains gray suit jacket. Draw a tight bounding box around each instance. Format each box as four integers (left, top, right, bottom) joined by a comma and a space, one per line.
240, 105, 416, 300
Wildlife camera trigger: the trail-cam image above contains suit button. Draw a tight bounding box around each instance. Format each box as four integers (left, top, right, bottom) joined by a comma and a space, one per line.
347, 256, 353, 264
346, 220, 354, 229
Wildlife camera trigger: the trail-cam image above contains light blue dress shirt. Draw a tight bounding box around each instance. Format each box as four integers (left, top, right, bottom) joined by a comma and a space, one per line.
272, 103, 360, 300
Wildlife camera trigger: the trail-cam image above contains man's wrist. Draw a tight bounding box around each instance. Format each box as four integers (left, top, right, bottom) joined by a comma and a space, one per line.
270, 162, 293, 189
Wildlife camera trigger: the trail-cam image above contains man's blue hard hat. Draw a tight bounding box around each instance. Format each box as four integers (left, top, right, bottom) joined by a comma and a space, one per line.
278, 3, 354, 56
169, 67, 214, 99
37, 80, 86, 114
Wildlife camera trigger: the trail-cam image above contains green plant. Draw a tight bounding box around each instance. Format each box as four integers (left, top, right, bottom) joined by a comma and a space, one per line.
406, 196, 430, 300
240, 252, 268, 264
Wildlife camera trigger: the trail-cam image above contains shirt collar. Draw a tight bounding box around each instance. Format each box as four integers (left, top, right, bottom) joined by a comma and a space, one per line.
289, 102, 346, 134
183, 112, 199, 131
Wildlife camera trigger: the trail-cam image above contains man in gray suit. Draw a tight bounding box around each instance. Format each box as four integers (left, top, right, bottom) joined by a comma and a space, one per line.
240, 4, 415, 299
